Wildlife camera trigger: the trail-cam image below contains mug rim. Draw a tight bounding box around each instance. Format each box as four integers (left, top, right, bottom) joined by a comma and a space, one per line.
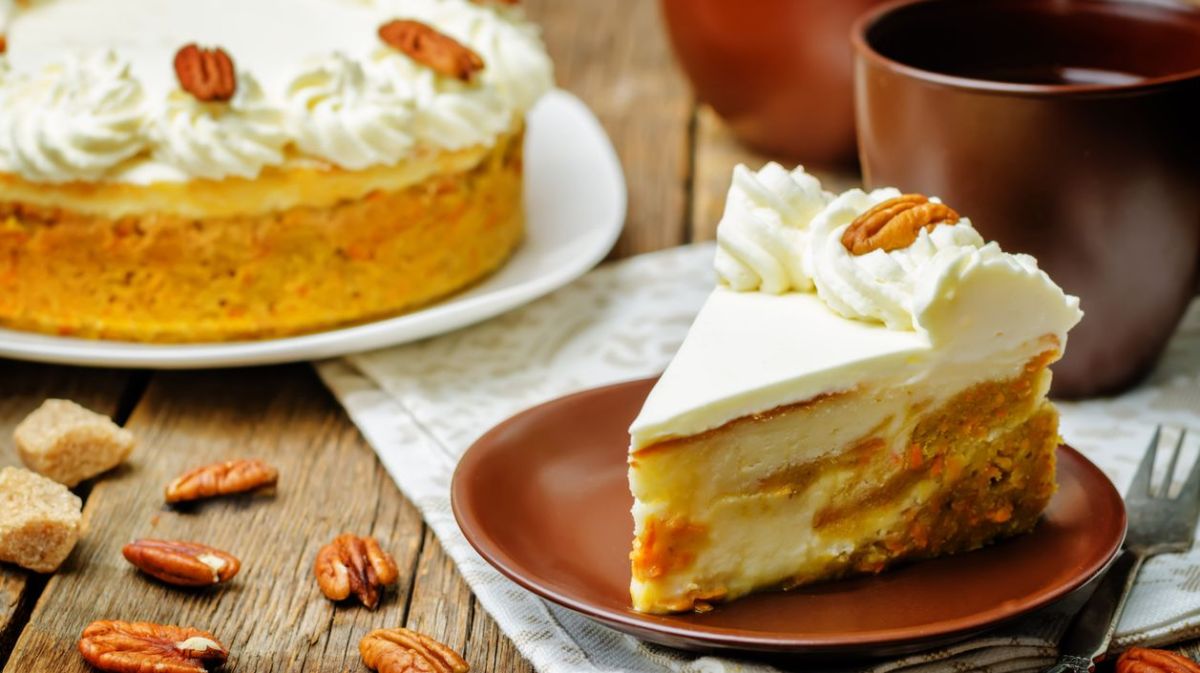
851, 0, 1200, 97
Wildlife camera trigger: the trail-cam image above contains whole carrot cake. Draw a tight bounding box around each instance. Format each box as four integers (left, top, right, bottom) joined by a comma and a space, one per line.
0, 0, 553, 342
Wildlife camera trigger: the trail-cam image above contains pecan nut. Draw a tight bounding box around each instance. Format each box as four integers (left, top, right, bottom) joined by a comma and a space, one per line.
164, 458, 278, 504
1117, 647, 1200, 673
314, 533, 399, 610
122, 539, 240, 587
360, 628, 469, 673
78, 620, 228, 673
841, 193, 960, 255
174, 44, 237, 102
378, 19, 485, 82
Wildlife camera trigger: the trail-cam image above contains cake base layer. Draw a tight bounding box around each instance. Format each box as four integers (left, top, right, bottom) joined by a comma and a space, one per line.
0, 131, 524, 343
629, 351, 1060, 613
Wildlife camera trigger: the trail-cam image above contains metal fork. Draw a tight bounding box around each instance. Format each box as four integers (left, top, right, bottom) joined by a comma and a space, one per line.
1046, 426, 1200, 673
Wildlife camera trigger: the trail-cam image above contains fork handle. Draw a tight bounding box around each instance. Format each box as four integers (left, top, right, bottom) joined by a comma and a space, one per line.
1044, 655, 1095, 673
1045, 550, 1145, 672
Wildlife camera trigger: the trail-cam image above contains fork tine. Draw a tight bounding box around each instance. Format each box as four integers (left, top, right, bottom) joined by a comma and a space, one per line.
1129, 425, 1160, 499
1163, 429, 1188, 497
1179, 430, 1200, 500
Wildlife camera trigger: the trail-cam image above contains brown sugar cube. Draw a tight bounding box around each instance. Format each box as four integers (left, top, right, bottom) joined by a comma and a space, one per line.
0, 466, 83, 573
13, 399, 134, 487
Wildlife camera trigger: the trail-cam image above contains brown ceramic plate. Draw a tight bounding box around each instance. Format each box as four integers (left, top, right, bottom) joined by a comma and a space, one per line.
452, 377, 1126, 657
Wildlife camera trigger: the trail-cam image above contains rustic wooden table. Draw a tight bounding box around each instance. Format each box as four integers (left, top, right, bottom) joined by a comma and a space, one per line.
1, 2, 1194, 672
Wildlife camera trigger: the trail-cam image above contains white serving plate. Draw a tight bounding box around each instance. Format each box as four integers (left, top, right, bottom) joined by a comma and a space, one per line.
0, 90, 625, 369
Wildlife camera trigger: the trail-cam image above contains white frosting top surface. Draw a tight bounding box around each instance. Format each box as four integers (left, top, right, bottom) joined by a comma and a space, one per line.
0, 0, 552, 183
630, 164, 1083, 449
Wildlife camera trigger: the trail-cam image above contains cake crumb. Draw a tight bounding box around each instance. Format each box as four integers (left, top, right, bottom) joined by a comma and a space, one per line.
13, 399, 134, 487
0, 466, 83, 573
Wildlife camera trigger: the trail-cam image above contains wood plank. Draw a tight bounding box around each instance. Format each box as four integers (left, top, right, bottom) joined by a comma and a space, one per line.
464, 596, 536, 673
407, 529, 535, 673
406, 528, 473, 654
524, 0, 694, 258
2, 365, 426, 672
690, 106, 861, 242
0, 361, 135, 665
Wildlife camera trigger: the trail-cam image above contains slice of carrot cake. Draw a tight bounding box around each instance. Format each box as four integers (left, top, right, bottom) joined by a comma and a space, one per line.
627, 163, 1082, 614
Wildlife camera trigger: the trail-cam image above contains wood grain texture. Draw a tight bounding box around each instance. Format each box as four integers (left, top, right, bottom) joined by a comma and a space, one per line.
410, 529, 534, 673
464, 594, 536, 673
690, 106, 861, 242
2, 365, 426, 672
524, 0, 694, 258
14, 2, 1200, 671
0, 362, 134, 666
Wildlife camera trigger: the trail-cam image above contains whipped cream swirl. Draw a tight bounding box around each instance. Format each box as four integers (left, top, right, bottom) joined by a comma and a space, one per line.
0, 50, 145, 183
366, 47, 510, 151
715, 163, 1082, 340
375, 0, 554, 112
0, 0, 554, 183
286, 53, 415, 170
714, 162, 832, 293
807, 188, 1068, 334
152, 73, 289, 180
809, 188, 973, 329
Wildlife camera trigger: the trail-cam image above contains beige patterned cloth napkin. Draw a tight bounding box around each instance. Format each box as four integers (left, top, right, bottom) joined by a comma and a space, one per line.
316, 243, 1200, 673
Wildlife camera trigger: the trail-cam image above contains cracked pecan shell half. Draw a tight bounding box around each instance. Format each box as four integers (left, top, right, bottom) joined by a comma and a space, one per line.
1118, 648, 1200, 673
360, 628, 469, 673
173, 44, 237, 102
122, 539, 241, 587
78, 620, 228, 673
164, 458, 277, 504
841, 193, 960, 255
314, 533, 399, 610
378, 19, 484, 81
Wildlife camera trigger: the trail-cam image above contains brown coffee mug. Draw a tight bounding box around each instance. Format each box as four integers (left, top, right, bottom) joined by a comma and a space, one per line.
853, 0, 1200, 397
661, 0, 887, 165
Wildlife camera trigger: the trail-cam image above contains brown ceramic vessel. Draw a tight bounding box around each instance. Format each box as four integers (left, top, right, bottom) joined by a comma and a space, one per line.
452, 378, 1126, 658
853, 0, 1200, 397
661, 0, 887, 165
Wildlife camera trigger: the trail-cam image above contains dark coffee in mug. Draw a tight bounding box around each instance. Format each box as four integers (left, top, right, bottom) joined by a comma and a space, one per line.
948, 65, 1143, 87
864, 0, 1200, 88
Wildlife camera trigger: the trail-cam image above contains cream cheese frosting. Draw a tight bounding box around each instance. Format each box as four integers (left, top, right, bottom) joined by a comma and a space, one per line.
365, 45, 510, 151
713, 162, 832, 293
286, 53, 416, 171
152, 73, 289, 181
630, 164, 1083, 450
0, 0, 552, 183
